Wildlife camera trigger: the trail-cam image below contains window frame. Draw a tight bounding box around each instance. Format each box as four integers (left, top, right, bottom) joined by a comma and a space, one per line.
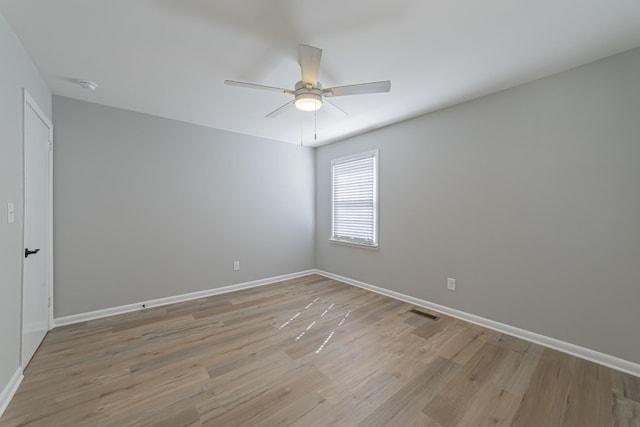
330, 149, 379, 248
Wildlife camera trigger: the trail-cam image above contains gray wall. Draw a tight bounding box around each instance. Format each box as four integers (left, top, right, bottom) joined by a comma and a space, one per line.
0, 13, 51, 393
53, 97, 315, 317
316, 48, 640, 364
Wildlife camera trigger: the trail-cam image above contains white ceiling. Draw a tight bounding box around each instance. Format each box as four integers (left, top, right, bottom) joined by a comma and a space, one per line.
2, 0, 640, 147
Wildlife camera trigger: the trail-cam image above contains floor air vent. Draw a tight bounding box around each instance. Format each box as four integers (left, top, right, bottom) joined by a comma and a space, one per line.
409, 309, 438, 320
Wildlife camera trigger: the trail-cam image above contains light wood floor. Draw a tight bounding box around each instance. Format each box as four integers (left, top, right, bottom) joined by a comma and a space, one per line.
1, 275, 639, 426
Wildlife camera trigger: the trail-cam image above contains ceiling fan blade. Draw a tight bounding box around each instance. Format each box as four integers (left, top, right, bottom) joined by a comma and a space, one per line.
323, 80, 391, 98
323, 99, 349, 116
265, 100, 295, 118
225, 80, 294, 94
300, 45, 322, 88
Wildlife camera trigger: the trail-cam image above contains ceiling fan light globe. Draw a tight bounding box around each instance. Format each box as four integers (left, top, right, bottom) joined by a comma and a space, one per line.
294, 94, 322, 112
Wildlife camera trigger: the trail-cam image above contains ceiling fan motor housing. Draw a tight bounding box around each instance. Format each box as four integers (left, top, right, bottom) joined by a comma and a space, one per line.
294, 81, 323, 111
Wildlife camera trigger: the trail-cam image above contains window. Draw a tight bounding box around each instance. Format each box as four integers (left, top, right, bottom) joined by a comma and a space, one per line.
331, 150, 378, 247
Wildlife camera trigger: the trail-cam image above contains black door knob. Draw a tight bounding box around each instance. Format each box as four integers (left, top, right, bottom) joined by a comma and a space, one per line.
25, 248, 40, 258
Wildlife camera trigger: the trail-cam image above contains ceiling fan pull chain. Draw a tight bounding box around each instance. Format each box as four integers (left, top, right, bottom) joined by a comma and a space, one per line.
314, 106, 317, 141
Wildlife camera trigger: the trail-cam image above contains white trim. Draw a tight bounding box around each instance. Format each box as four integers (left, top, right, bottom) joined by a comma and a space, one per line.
49, 267, 640, 377
0, 368, 23, 419
23, 90, 53, 132
53, 270, 316, 327
314, 270, 640, 378
329, 239, 379, 250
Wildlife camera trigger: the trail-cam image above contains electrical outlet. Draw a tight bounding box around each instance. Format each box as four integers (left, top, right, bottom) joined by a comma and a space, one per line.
447, 278, 456, 291
233, 261, 240, 271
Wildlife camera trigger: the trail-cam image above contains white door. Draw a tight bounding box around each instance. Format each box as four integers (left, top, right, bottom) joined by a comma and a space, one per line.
22, 91, 52, 367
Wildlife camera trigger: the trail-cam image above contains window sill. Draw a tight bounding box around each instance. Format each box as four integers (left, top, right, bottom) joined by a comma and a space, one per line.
329, 239, 379, 250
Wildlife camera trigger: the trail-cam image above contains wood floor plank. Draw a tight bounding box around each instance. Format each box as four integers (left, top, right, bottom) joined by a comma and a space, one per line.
613, 369, 640, 402
406, 413, 444, 427
510, 348, 576, 427
496, 343, 543, 395
357, 356, 459, 427
455, 382, 521, 427
253, 391, 329, 427
562, 357, 613, 427
423, 342, 510, 426
613, 398, 640, 427
0, 274, 637, 427
294, 372, 404, 427
612, 369, 640, 427
203, 365, 330, 427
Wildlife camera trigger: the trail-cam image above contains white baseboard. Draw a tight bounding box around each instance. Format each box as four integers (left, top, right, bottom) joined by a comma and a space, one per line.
51, 268, 639, 377
314, 270, 640, 378
54, 270, 316, 327
0, 367, 23, 419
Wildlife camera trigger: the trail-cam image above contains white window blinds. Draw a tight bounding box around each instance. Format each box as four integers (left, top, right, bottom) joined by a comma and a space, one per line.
331, 150, 378, 247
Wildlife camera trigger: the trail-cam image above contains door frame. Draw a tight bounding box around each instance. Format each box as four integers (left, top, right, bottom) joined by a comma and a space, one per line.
21, 88, 54, 366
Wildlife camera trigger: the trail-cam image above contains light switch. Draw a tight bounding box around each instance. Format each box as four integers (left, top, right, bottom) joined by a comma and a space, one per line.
7, 202, 14, 224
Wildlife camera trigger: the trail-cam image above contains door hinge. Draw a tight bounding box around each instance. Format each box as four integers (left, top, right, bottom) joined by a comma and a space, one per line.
48, 296, 51, 308
49, 141, 53, 151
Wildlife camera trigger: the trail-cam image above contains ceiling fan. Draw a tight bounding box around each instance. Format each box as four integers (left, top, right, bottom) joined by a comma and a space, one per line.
225, 44, 391, 118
